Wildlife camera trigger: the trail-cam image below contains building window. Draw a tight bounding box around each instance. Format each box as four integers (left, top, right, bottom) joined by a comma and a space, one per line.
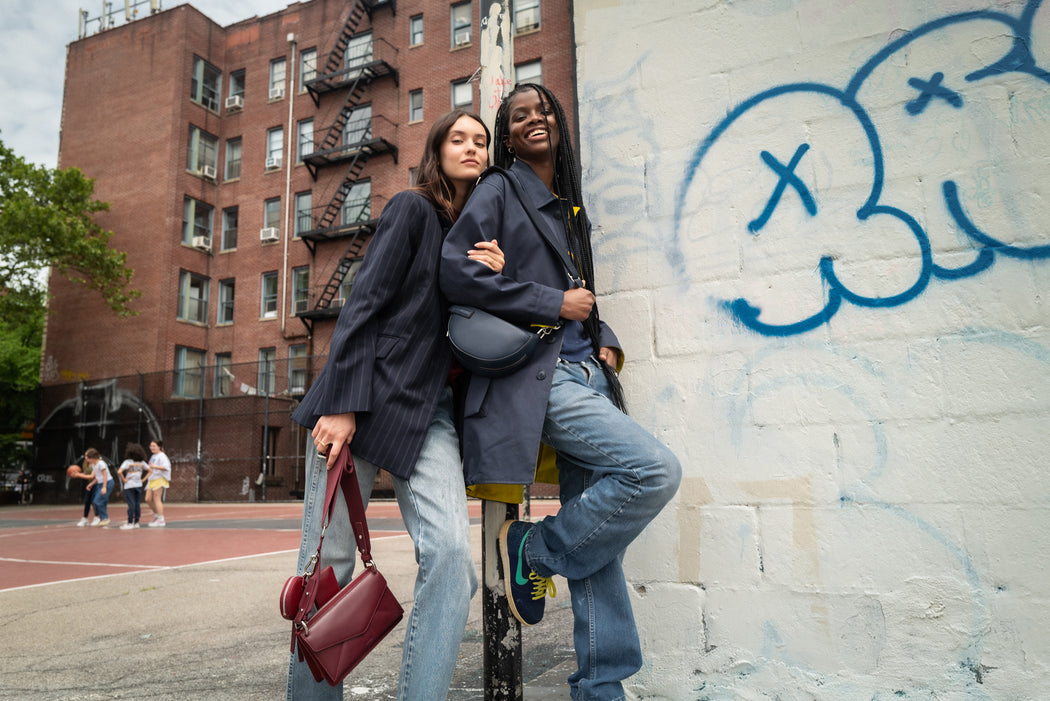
346, 33, 373, 70
451, 79, 472, 109
221, 207, 238, 250
269, 58, 286, 99
191, 56, 221, 111
261, 272, 278, 319
182, 197, 214, 244
177, 271, 209, 324
336, 260, 364, 307
264, 198, 281, 231
217, 278, 235, 325
187, 126, 218, 176
174, 346, 206, 398
344, 104, 372, 146
266, 127, 284, 169
292, 267, 309, 315
224, 137, 242, 180
289, 343, 308, 394
342, 180, 371, 226
300, 48, 317, 89
214, 352, 232, 397
410, 14, 424, 46
295, 192, 312, 236
451, 2, 471, 48
297, 119, 314, 162
514, 0, 540, 33
229, 69, 245, 98
409, 89, 423, 122
516, 60, 543, 85
258, 347, 277, 395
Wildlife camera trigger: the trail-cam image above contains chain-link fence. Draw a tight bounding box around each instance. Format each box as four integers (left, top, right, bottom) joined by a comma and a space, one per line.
33, 357, 337, 504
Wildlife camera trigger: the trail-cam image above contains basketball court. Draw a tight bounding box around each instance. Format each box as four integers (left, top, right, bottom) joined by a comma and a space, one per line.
0, 500, 410, 591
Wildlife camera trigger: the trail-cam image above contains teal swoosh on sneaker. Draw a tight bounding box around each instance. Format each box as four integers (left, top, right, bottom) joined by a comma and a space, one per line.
514, 530, 530, 586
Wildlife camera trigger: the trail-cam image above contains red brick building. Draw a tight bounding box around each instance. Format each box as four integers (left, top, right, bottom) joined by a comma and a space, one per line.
38, 0, 574, 502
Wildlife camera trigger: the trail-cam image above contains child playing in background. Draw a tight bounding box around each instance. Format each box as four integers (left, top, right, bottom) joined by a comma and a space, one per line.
117, 443, 148, 529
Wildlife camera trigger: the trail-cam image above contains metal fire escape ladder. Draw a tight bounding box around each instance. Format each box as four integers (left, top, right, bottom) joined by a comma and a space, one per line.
305, 0, 396, 106
303, 74, 372, 179
307, 1, 369, 106
296, 231, 370, 334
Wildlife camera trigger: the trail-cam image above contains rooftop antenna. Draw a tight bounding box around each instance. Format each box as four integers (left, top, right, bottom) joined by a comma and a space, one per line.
78, 0, 162, 39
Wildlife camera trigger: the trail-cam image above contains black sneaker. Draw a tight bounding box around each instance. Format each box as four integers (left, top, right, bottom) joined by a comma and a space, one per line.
498, 520, 556, 626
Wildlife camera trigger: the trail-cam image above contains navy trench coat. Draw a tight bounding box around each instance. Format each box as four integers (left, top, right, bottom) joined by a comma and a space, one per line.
291, 191, 453, 480
440, 161, 620, 486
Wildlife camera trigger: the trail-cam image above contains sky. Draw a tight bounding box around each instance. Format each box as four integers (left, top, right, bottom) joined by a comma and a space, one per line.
0, 0, 295, 169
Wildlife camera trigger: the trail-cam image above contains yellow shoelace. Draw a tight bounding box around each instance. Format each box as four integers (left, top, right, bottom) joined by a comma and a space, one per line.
530, 571, 556, 601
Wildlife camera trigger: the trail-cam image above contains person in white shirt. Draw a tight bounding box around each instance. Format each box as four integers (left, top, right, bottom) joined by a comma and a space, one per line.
117, 443, 149, 529
144, 440, 171, 527
84, 448, 114, 527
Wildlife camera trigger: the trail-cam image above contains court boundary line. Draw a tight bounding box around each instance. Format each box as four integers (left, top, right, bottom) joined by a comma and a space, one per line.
0, 531, 413, 593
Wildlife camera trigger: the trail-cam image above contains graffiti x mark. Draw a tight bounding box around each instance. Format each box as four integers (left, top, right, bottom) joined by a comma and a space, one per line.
749, 143, 817, 233
906, 71, 963, 115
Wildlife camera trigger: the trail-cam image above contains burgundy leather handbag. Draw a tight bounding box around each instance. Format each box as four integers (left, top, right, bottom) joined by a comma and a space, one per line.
283, 445, 404, 686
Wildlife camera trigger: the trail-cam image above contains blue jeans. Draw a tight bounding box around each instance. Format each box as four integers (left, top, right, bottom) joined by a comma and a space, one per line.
93, 480, 114, 521
125, 487, 142, 523
286, 389, 477, 701
527, 357, 681, 701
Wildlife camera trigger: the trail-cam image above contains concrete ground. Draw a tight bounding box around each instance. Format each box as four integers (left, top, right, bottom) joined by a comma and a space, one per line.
0, 503, 576, 700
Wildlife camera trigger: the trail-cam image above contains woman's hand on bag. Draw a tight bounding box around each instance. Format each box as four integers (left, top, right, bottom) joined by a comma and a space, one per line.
312, 413, 356, 469
560, 287, 595, 321
468, 239, 505, 272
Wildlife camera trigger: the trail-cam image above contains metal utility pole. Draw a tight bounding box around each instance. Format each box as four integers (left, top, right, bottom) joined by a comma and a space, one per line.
477, 5, 521, 699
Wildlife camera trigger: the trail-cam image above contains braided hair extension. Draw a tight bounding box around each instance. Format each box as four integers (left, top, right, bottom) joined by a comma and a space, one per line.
494, 83, 627, 412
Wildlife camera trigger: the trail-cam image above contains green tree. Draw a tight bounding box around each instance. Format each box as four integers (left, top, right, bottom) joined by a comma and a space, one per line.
0, 288, 43, 469
0, 136, 139, 466
0, 137, 139, 316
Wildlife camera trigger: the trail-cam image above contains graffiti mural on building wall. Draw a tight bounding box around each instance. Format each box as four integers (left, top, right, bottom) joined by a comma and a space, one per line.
578, 1, 1050, 695
672, 0, 1050, 336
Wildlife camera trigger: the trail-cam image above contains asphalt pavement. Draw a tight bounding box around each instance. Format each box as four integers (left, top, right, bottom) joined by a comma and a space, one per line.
0, 504, 576, 700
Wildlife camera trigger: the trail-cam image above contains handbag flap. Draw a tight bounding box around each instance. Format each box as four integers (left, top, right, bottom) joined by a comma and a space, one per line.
299, 567, 403, 652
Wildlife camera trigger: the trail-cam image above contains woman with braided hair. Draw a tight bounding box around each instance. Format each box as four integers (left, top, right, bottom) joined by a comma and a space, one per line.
440, 84, 681, 701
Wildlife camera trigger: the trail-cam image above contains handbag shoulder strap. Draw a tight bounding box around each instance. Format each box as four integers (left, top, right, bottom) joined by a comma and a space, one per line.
313, 446, 373, 567
481, 166, 584, 288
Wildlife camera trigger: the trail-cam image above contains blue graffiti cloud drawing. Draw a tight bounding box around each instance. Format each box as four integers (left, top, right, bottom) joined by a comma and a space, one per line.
674, 84, 931, 336
676, 0, 1050, 336
849, 5, 1050, 277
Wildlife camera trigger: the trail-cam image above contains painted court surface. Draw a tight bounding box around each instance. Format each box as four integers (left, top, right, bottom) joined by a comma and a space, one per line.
0, 501, 411, 592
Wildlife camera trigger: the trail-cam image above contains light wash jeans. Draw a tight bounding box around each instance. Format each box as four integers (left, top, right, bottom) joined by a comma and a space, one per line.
528, 357, 682, 701
93, 479, 114, 521
285, 389, 477, 701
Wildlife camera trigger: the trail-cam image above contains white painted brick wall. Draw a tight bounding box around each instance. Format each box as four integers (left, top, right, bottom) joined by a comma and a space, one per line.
575, 0, 1050, 696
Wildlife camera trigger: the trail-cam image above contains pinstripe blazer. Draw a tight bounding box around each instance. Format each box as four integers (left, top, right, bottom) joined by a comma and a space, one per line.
291, 191, 454, 479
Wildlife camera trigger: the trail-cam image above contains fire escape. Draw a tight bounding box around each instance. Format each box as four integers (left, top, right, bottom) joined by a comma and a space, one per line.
297, 0, 398, 334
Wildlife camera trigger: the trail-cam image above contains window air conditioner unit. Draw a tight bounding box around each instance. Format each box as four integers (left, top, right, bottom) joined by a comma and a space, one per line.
192, 236, 211, 251
260, 227, 280, 243
225, 95, 244, 111
269, 86, 285, 100
265, 155, 283, 170
454, 34, 470, 47
199, 164, 216, 180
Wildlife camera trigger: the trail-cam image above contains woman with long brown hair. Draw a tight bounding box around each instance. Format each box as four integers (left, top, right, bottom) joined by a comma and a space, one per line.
287, 109, 499, 700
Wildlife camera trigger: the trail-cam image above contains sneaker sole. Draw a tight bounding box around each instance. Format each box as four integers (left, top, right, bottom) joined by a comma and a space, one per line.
498, 519, 536, 627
